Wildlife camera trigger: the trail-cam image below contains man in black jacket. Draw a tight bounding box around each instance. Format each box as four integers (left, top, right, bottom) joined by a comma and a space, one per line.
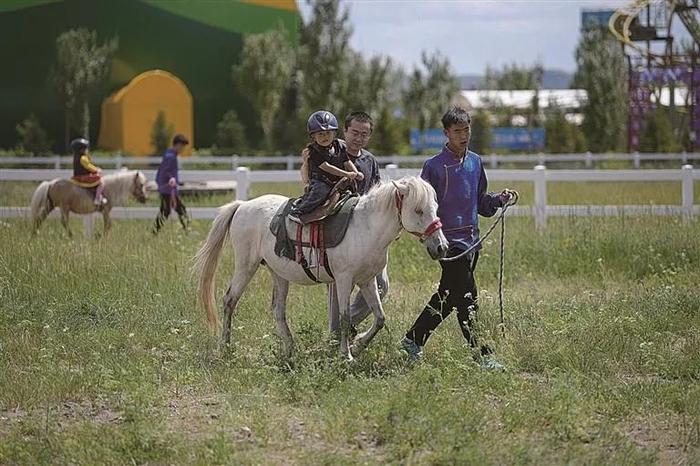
328, 112, 388, 337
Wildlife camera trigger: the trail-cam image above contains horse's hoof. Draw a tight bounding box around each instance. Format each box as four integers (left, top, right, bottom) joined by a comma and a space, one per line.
349, 343, 364, 358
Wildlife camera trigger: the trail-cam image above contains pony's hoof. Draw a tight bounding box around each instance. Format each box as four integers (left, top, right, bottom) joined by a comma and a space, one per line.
349, 343, 364, 358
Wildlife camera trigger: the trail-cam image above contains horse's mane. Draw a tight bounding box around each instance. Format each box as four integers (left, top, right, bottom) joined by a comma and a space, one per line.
102, 170, 144, 204
359, 176, 436, 213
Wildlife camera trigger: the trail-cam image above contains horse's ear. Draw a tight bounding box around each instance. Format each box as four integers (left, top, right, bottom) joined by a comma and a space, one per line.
391, 180, 408, 196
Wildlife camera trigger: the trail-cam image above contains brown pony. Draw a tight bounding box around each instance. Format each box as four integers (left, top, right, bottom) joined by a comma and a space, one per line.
30, 170, 148, 236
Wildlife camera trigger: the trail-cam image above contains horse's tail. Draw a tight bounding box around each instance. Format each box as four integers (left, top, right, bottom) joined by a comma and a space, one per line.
193, 201, 243, 332
30, 180, 54, 230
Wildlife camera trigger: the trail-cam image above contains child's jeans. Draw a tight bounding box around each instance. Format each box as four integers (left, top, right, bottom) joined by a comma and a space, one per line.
291, 179, 333, 215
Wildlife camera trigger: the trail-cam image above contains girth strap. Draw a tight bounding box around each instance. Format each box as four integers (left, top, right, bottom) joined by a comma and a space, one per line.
295, 222, 333, 283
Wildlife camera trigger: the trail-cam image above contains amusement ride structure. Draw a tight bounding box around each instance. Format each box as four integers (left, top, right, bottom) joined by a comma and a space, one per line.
608, 0, 700, 150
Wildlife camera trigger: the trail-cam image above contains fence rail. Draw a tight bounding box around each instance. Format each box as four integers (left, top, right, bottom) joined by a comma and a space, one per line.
2, 152, 700, 170
1, 165, 698, 230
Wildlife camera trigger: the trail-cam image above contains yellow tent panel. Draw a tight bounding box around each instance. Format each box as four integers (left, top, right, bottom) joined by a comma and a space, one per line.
98, 69, 193, 156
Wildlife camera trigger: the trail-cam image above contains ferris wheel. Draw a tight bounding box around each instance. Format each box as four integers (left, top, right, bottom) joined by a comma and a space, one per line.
608, 0, 700, 150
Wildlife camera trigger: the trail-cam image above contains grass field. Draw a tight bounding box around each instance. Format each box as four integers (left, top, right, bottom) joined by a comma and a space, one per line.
0, 182, 699, 464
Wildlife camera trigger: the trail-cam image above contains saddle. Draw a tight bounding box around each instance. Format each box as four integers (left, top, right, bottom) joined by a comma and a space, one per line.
296, 178, 355, 224
269, 186, 359, 283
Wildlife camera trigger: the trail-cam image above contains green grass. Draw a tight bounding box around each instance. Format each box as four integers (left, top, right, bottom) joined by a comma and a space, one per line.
2, 180, 700, 207
0, 211, 698, 464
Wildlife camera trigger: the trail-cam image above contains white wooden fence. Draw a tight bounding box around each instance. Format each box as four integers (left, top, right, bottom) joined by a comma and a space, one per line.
2, 152, 700, 170
1, 165, 698, 232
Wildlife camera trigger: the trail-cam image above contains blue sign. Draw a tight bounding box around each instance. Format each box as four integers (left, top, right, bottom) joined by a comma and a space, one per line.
581, 10, 614, 30
410, 128, 446, 151
492, 127, 545, 151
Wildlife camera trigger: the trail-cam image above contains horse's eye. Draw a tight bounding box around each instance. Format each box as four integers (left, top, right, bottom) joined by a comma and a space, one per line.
415, 209, 423, 216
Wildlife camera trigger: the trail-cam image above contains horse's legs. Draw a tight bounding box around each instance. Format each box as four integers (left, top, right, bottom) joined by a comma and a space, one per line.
350, 279, 386, 357
221, 263, 259, 345
270, 272, 293, 357
60, 207, 72, 238
102, 209, 112, 233
334, 276, 354, 361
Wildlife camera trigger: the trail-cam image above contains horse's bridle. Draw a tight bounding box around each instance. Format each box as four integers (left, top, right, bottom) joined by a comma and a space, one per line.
394, 189, 443, 242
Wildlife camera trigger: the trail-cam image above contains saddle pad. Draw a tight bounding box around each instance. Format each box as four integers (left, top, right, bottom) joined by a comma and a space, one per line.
270, 194, 360, 261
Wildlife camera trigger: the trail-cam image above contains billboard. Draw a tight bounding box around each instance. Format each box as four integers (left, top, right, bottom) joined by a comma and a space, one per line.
492, 127, 546, 151
581, 10, 615, 30
410, 127, 545, 152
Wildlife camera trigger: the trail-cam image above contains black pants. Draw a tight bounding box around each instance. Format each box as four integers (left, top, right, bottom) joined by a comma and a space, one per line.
406, 250, 491, 355
153, 193, 188, 233
290, 179, 333, 215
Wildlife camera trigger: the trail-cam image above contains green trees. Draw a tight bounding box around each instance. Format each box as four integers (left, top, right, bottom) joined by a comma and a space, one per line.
234, 0, 460, 155
15, 114, 51, 156
544, 107, 586, 153
233, 27, 294, 151
214, 110, 248, 154
469, 110, 493, 154
403, 51, 460, 132
639, 108, 681, 153
49, 28, 117, 151
482, 62, 544, 90
574, 26, 627, 152
150, 111, 174, 155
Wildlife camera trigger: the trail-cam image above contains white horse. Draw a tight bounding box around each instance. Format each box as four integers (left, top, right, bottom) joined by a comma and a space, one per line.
30, 170, 148, 237
194, 176, 449, 360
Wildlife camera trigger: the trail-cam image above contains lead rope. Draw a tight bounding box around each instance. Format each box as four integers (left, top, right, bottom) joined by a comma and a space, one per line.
498, 206, 506, 337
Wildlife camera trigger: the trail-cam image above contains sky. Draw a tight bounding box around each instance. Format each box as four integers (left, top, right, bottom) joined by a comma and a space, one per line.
297, 0, 632, 75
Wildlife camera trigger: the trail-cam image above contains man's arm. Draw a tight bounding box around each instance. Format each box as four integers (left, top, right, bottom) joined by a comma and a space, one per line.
477, 165, 505, 217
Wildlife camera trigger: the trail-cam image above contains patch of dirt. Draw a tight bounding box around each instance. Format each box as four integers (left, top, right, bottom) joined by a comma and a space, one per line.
163, 392, 386, 463
0, 399, 122, 438
617, 415, 698, 465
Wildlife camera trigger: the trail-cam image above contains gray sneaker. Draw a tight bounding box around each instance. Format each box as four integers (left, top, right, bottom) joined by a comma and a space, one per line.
478, 354, 505, 372
400, 337, 423, 362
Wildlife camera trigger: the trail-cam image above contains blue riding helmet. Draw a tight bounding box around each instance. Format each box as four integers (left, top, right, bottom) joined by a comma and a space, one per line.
70, 137, 89, 155
307, 110, 338, 134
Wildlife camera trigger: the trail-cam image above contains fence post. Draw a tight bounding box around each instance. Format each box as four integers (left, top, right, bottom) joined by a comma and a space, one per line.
286, 155, 294, 171
633, 151, 640, 169
489, 154, 498, 169
537, 153, 545, 166
235, 166, 250, 201
115, 152, 122, 169
54, 155, 61, 170
534, 165, 547, 230
682, 164, 694, 222
584, 151, 593, 168
385, 163, 398, 180
231, 155, 240, 170
682, 151, 688, 165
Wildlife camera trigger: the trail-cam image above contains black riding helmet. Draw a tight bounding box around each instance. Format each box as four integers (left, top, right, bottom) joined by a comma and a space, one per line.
70, 137, 90, 156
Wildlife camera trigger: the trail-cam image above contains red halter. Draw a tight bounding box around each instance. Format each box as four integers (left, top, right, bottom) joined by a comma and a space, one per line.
394, 190, 443, 242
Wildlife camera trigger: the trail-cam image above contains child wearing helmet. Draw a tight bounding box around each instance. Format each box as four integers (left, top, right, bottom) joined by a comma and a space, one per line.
289, 110, 363, 223
70, 137, 107, 206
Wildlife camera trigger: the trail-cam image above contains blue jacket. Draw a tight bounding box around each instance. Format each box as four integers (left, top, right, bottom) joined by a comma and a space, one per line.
156, 148, 179, 195
420, 145, 503, 251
